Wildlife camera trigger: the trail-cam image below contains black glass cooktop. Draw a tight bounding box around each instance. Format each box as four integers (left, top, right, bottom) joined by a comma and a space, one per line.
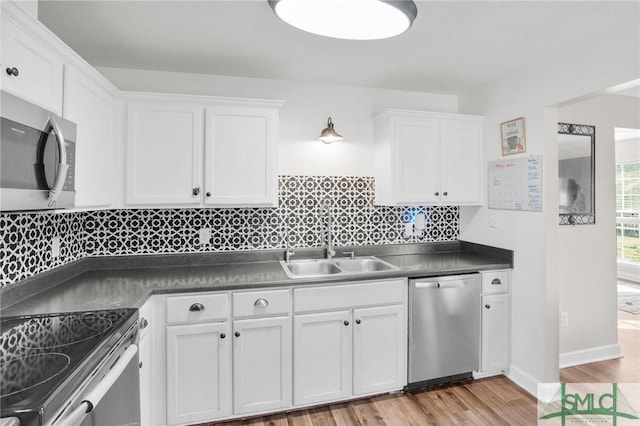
0, 309, 137, 425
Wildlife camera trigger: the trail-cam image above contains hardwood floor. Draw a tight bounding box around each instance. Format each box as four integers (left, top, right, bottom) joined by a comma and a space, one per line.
205, 310, 639, 426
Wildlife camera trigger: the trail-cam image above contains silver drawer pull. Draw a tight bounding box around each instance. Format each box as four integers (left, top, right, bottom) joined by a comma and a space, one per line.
491, 278, 502, 285
254, 298, 269, 308
189, 303, 205, 312
139, 318, 149, 329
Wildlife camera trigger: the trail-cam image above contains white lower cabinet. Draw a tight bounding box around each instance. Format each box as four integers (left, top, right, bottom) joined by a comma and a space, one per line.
478, 270, 510, 376
232, 316, 292, 414
155, 279, 407, 424
166, 322, 232, 425
293, 279, 407, 407
293, 310, 352, 405
480, 293, 509, 373
352, 305, 405, 395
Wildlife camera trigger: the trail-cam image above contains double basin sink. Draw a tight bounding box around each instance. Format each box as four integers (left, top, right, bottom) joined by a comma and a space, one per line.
280, 256, 399, 279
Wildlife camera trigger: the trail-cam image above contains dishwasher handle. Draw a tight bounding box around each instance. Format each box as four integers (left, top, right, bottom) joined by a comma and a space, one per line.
414, 279, 465, 289
414, 282, 440, 289
52, 344, 139, 426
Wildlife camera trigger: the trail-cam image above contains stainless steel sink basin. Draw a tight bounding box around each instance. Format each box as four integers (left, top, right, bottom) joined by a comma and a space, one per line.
281, 260, 342, 277
333, 257, 397, 273
280, 256, 398, 278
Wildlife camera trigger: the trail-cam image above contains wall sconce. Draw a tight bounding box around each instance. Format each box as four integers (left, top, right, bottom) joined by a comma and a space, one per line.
319, 117, 343, 144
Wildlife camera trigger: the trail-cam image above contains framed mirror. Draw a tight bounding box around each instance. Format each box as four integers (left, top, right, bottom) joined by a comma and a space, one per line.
558, 122, 595, 225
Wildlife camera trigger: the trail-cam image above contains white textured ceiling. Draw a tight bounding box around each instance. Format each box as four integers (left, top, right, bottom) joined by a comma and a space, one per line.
38, 1, 639, 95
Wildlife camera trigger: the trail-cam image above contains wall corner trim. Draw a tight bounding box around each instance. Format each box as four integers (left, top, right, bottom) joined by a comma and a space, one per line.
507, 364, 541, 398
559, 344, 622, 369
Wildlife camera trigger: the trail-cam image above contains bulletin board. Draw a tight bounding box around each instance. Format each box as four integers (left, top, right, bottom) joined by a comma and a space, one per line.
488, 156, 542, 211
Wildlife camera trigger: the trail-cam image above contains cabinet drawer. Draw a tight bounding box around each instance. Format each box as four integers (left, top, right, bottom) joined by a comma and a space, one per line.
232, 289, 291, 318
294, 279, 406, 313
481, 270, 509, 294
166, 293, 229, 325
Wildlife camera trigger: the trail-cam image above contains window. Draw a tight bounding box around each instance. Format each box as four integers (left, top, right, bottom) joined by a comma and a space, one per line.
616, 161, 640, 263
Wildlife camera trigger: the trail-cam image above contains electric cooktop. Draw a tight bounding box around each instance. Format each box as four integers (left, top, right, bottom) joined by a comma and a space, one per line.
0, 309, 138, 425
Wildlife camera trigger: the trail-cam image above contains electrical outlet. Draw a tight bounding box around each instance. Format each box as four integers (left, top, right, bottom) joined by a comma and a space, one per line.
404, 223, 414, 237
489, 213, 499, 228
198, 228, 211, 246
560, 312, 569, 327
51, 236, 61, 259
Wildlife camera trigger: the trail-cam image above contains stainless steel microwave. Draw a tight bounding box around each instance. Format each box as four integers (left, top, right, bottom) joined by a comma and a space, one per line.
1, 91, 76, 212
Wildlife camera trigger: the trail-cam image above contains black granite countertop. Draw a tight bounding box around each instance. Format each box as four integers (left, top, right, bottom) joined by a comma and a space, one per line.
0, 241, 512, 317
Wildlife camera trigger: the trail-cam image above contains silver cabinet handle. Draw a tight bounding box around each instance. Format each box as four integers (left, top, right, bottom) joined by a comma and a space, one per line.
6, 67, 19, 76
491, 278, 502, 285
254, 298, 269, 308
193, 187, 200, 196
139, 318, 149, 329
189, 303, 205, 312
485, 304, 491, 309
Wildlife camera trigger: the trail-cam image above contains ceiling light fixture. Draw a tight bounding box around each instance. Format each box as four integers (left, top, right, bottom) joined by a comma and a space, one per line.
319, 117, 343, 144
267, 0, 418, 40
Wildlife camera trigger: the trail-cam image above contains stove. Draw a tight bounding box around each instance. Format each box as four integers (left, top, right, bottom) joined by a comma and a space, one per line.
0, 309, 139, 426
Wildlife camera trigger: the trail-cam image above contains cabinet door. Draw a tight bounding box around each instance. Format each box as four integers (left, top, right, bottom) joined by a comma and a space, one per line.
1, 15, 63, 114
440, 118, 483, 205
481, 293, 509, 373
352, 305, 406, 395
293, 311, 351, 406
64, 66, 118, 208
126, 103, 203, 206
204, 105, 279, 207
233, 316, 292, 415
394, 117, 441, 204
166, 322, 231, 425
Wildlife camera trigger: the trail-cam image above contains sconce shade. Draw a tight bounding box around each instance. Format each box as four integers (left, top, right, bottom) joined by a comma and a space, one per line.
319, 117, 343, 144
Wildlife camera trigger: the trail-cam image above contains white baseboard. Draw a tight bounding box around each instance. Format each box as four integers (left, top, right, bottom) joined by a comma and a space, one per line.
473, 370, 504, 379
507, 365, 539, 397
559, 344, 622, 369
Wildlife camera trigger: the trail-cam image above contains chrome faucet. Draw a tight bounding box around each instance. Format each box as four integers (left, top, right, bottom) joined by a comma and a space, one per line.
320, 205, 336, 260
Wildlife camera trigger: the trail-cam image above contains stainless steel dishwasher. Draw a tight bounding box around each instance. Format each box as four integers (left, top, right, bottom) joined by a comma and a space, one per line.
407, 274, 481, 390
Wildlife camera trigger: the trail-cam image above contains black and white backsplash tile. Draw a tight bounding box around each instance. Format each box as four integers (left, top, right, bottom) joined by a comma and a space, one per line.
1, 212, 86, 286
1, 176, 459, 286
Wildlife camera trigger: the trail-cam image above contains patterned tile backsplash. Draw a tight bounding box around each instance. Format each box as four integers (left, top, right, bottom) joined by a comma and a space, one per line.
0, 176, 459, 287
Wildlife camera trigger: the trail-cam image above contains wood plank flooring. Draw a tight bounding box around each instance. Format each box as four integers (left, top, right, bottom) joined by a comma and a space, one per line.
203, 310, 639, 426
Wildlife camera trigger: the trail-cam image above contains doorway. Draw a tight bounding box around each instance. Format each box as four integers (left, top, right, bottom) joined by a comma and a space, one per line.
615, 127, 640, 315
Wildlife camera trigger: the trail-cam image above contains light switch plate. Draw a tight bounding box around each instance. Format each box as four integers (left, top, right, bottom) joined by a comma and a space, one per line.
560, 312, 569, 327
489, 213, 499, 228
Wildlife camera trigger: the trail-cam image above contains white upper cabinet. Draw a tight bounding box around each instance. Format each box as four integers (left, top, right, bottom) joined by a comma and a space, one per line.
1, 12, 64, 114
126, 101, 203, 206
125, 95, 283, 208
374, 109, 484, 206
204, 104, 279, 207
64, 66, 120, 209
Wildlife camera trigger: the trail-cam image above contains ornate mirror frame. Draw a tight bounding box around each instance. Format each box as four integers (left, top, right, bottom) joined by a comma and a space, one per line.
558, 122, 596, 225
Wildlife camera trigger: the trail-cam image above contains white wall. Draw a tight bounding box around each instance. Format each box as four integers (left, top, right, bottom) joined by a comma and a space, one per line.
459, 14, 639, 394
616, 137, 640, 162
557, 95, 640, 360
98, 67, 458, 177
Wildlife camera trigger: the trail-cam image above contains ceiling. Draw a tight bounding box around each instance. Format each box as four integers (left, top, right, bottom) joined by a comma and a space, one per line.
38, 1, 639, 95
